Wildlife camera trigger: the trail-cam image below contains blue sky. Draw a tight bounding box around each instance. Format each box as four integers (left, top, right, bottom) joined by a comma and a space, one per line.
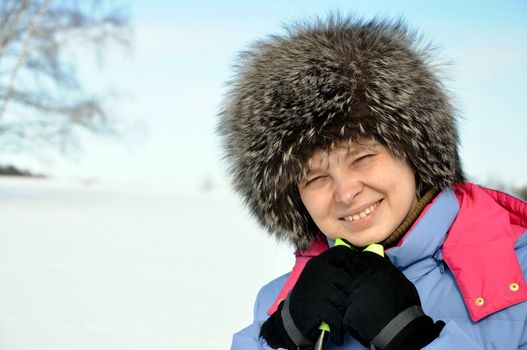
5, 0, 527, 188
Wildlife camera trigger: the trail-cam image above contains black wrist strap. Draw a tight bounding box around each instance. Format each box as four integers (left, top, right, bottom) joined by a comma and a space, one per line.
281, 295, 314, 347
370, 305, 424, 349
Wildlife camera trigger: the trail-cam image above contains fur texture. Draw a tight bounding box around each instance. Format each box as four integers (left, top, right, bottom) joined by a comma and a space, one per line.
218, 15, 464, 249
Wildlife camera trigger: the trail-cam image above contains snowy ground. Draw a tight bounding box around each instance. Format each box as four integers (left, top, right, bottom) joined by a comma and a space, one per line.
0, 176, 294, 349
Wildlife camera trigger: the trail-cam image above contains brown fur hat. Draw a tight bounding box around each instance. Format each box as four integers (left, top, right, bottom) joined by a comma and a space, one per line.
218, 15, 464, 249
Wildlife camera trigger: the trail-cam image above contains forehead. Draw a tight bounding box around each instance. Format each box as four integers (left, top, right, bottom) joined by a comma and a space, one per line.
307, 139, 379, 166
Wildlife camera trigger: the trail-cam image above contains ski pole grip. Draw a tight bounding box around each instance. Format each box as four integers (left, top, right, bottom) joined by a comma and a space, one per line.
319, 321, 331, 332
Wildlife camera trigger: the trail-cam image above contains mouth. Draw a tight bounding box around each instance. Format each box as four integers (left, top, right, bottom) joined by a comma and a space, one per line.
340, 200, 382, 222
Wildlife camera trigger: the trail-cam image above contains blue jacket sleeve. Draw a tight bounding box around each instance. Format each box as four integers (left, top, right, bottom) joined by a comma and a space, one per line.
231, 321, 276, 350
231, 274, 290, 350
423, 320, 482, 350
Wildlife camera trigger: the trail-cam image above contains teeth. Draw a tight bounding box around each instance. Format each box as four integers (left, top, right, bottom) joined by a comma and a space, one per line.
343, 201, 379, 222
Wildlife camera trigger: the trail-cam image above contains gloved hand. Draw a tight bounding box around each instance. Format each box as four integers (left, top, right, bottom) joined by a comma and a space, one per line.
343, 252, 445, 350
260, 245, 360, 349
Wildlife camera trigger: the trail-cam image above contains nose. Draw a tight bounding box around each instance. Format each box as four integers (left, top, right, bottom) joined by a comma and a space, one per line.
333, 173, 362, 205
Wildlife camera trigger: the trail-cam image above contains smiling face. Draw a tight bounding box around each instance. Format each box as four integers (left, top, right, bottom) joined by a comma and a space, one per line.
297, 140, 418, 247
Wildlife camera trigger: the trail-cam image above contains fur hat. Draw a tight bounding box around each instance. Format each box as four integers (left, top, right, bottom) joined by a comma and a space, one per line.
218, 15, 464, 249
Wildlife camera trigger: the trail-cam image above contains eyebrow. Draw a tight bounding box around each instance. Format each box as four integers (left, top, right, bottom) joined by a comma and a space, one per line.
304, 142, 378, 175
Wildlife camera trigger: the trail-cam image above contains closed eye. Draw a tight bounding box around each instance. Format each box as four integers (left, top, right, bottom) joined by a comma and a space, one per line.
354, 153, 374, 163
358, 154, 372, 160
304, 175, 327, 187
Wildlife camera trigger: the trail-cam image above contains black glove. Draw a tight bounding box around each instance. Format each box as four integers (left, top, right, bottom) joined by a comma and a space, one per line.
260, 245, 360, 349
343, 252, 445, 350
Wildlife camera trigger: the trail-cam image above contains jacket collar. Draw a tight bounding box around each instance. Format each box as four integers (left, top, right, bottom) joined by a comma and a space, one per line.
372, 183, 527, 321
442, 183, 527, 321
386, 187, 458, 276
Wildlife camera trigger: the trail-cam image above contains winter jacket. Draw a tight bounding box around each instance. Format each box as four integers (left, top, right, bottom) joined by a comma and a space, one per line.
230, 183, 527, 349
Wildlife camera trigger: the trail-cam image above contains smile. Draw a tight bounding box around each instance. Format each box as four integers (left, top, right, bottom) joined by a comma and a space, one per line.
342, 200, 381, 222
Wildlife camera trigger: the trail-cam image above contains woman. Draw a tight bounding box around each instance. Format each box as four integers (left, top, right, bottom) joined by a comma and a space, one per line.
218, 15, 527, 349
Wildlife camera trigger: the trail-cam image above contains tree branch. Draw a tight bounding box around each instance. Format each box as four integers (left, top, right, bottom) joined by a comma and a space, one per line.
0, 0, 53, 119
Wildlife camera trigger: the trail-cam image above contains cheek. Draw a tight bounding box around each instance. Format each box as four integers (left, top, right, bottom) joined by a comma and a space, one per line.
299, 189, 328, 222
374, 159, 416, 209
299, 191, 317, 217
393, 164, 417, 211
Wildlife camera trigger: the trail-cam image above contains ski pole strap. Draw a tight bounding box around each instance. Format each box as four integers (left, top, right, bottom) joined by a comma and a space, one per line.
370, 305, 424, 349
281, 295, 313, 347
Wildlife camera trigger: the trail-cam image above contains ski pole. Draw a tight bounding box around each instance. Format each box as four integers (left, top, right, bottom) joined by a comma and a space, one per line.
314, 239, 385, 350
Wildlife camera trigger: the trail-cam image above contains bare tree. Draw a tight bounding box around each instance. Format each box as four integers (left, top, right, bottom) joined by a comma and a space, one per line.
0, 0, 130, 154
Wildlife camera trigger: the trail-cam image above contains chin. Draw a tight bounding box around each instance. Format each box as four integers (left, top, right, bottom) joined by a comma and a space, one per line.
341, 231, 390, 248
